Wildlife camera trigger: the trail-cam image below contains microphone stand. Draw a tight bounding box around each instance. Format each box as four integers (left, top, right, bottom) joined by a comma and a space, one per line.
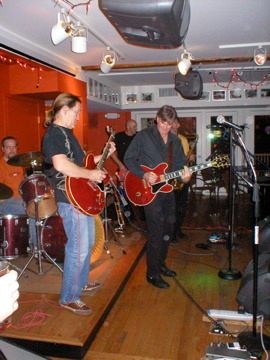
218, 127, 241, 280
233, 130, 270, 351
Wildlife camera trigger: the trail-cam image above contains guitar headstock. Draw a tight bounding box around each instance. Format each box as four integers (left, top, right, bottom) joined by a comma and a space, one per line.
106, 125, 115, 139
210, 154, 230, 168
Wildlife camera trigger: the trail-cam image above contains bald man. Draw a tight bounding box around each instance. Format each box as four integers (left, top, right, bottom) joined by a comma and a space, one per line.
111, 119, 137, 172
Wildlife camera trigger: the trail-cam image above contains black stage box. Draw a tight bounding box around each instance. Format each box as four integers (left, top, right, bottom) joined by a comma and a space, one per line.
99, 0, 190, 48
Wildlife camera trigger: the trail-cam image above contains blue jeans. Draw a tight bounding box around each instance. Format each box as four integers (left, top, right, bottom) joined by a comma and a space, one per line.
57, 202, 95, 304
0, 198, 37, 248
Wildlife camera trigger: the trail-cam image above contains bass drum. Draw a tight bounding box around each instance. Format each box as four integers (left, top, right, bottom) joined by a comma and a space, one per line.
41, 215, 105, 264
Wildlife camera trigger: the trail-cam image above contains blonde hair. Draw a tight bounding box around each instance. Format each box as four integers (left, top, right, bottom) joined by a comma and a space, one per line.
44, 93, 81, 126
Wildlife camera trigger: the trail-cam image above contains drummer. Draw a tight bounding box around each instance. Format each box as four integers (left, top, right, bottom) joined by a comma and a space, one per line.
0, 136, 36, 249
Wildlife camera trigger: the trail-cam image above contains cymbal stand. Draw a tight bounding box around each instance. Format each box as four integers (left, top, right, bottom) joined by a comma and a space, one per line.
18, 199, 63, 279
102, 184, 126, 257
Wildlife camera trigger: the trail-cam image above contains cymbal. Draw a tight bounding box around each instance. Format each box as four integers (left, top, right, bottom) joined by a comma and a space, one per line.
7, 151, 44, 167
0, 183, 13, 200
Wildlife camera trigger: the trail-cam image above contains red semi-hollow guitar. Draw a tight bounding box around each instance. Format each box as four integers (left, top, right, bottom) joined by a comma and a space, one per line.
124, 155, 229, 206
65, 126, 115, 216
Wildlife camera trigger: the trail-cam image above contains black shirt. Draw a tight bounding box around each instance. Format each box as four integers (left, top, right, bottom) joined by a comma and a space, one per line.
42, 124, 84, 203
114, 131, 136, 163
124, 125, 186, 179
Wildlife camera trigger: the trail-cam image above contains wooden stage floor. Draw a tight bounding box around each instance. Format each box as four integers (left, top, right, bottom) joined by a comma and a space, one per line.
1, 194, 270, 360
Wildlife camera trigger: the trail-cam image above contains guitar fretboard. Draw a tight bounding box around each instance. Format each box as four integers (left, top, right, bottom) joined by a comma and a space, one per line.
164, 162, 212, 182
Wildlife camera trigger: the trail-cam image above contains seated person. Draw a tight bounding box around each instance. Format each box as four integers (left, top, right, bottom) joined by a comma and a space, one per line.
0, 136, 37, 250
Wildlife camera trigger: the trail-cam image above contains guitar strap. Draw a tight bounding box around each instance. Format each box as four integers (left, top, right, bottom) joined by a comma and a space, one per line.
51, 125, 74, 195
167, 142, 173, 172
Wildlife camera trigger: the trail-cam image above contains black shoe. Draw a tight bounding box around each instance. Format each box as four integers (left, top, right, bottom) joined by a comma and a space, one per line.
170, 237, 179, 244
146, 275, 170, 289
160, 265, 177, 277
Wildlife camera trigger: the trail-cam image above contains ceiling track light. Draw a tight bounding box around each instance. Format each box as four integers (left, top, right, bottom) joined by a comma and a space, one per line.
51, 11, 88, 53
177, 48, 193, 75
100, 47, 116, 73
254, 46, 267, 66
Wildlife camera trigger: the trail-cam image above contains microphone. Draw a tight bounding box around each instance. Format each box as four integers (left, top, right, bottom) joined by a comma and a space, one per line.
216, 115, 244, 132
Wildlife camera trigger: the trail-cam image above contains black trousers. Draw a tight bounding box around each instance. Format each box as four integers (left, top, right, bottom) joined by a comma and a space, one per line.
173, 183, 189, 239
144, 191, 175, 277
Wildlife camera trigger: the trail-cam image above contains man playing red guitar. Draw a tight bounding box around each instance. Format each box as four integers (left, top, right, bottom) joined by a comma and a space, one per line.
43, 93, 115, 315
124, 105, 191, 289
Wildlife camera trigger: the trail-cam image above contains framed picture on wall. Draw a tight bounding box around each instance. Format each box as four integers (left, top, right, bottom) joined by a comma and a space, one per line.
245, 89, 257, 98
126, 93, 137, 104
261, 88, 270, 98
229, 89, 242, 100
212, 90, 226, 101
141, 92, 154, 102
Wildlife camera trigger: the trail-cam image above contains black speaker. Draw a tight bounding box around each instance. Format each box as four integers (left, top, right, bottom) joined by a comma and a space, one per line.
236, 253, 270, 318
259, 216, 270, 254
99, 0, 190, 48
174, 70, 203, 100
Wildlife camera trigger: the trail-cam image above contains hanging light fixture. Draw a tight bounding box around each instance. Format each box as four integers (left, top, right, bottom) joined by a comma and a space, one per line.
51, 12, 88, 53
254, 46, 267, 66
100, 47, 116, 73
51, 11, 73, 45
177, 48, 193, 75
71, 23, 87, 53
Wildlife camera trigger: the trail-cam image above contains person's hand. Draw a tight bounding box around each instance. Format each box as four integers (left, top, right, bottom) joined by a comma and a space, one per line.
143, 172, 158, 185
181, 166, 192, 183
89, 169, 107, 183
108, 141, 116, 157
0, 270, 19, 323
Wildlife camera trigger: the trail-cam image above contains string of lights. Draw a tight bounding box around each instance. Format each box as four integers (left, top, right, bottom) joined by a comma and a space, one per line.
212, 69, 269, 90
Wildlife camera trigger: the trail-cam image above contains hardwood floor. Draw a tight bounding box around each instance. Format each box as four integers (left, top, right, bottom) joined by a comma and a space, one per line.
1, 193, 270, 359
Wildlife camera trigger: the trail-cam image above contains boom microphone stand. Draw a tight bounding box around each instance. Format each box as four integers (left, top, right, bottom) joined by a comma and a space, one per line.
218, 127, 241, 280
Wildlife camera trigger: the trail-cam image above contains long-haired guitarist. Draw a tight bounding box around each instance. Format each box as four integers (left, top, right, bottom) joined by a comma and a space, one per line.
42, 93, 115, 316
124, 105, 191, 289
170, 117, 197, 243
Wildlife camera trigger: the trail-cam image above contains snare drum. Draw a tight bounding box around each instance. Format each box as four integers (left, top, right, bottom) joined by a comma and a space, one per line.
41, 215, 105, 264
19, 174, 57, 220
0, 215, 29, 259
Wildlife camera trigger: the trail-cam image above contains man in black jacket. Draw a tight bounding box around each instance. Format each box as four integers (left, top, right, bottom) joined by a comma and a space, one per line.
124, 105, 191, 288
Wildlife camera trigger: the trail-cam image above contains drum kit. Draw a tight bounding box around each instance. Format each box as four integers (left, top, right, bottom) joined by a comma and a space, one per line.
0, 151, 63, 277
0, 151, 108, 278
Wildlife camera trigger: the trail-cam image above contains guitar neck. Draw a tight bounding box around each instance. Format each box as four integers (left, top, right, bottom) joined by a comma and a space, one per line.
97, 133, 114, 170
164, 162, 212, 182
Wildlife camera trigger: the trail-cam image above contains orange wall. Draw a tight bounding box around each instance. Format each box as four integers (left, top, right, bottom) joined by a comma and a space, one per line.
1, 59, 130, 179
1, 64, 87, 150
88, 111, 131, 175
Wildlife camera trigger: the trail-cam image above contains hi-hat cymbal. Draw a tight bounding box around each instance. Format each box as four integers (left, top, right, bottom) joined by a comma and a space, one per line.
7, 151, 44, 167
0, 183, 13, 200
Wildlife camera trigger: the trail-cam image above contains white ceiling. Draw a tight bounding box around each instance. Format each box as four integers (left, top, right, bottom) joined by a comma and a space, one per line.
0, 0, 270, 88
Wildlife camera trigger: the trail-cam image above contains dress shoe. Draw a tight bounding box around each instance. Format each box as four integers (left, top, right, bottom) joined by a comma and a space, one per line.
146, 275, 170, 289
160, 265, 177, 277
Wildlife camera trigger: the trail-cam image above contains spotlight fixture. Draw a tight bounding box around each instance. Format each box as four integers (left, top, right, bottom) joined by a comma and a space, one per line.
254, 46, 267, 66
51, 12, 88, 53
71, 23, 87, 53
100, 47, 116, 73
177, 49, 193, 75
51, 12, 73, 45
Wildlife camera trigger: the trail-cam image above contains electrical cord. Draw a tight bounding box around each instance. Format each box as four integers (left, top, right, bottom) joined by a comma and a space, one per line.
173, 276, 234, 337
